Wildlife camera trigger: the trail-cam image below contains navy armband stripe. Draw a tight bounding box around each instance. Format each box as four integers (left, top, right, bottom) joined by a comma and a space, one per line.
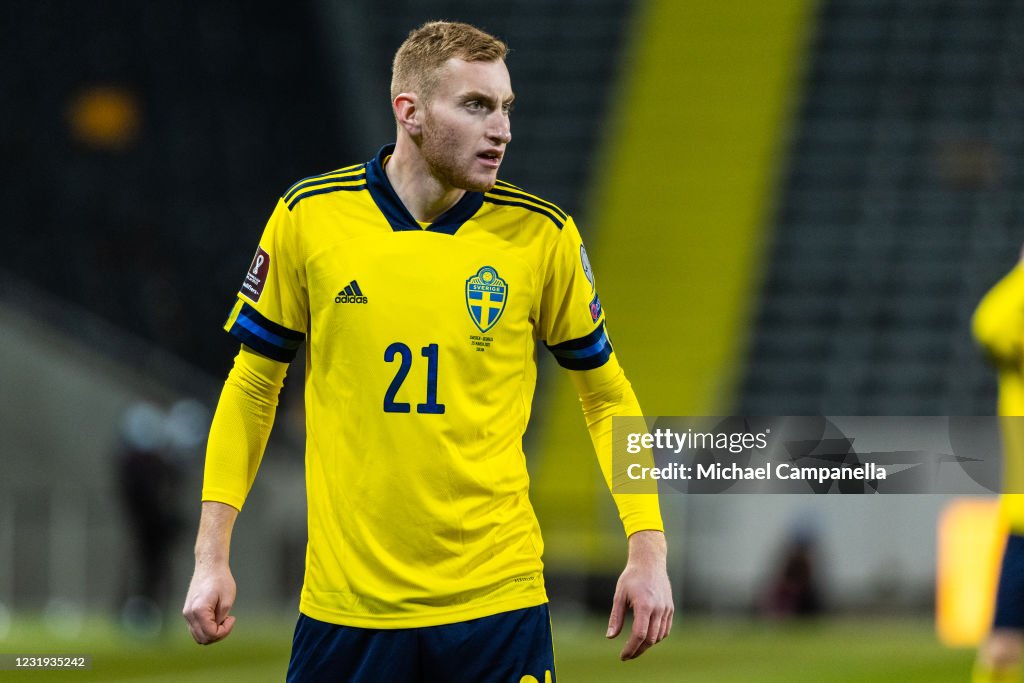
237, 303, 304, 341
230, 327, 297, 363
226, 303, 304, 362
545, 323, 612, 370
234, 314, 298, 349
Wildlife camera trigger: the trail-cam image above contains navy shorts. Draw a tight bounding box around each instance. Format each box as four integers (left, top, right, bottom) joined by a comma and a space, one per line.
995, 534, 1024, 630
286, 604, 555, 683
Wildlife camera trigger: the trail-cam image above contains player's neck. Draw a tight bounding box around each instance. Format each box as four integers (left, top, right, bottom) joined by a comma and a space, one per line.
385, 143, 465, 224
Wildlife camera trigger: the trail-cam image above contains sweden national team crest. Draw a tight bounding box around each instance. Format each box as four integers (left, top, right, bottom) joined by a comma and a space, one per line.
466, 266, 507, 333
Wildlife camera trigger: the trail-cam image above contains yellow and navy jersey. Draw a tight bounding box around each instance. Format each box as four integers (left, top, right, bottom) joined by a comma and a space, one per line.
973, 264, 1024, 531
221, 144, 612, 628
974, 264, 1024, 416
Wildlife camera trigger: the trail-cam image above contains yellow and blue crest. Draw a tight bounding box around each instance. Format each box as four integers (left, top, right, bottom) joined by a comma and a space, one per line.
466, 266, 507, 333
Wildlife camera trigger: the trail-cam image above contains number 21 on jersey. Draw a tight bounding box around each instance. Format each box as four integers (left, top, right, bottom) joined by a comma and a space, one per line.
383, 342, 446, 414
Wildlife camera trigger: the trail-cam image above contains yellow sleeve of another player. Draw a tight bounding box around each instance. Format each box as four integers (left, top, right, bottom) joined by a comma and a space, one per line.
201, 346, 288, 510
973, 263, 1024, 364
568, 354, 665, 538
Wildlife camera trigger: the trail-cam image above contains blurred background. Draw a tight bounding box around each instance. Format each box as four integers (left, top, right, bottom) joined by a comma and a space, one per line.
1, 0, 1020, 679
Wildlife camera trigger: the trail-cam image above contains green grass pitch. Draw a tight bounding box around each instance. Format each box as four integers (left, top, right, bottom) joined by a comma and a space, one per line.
0, 613, 973, 681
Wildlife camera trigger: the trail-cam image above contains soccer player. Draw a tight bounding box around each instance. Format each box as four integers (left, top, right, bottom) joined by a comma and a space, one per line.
973, 247, 1024, 683
182, 20, 672, 681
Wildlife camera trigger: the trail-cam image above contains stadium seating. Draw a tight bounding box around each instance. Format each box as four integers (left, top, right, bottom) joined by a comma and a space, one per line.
2, 0, 634, 379
740, 0, 1021, 416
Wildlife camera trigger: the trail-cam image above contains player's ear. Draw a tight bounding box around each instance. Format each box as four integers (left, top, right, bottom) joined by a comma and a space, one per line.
393, 93, 422, 137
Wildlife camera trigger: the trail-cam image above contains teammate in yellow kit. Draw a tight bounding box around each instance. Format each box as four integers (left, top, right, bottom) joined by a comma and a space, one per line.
181, 21, 672, 681
973, 247, 1024, 683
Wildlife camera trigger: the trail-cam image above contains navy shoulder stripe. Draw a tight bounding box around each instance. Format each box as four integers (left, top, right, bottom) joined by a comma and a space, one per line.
226, 302, 305, 363
287, 182, 367, 210
545, 322, 612, 370
493, 179, 522, 189
283, 163, 365, 199
284, 169, 366, 205
490, 184, 568, 221
483, 196, 565, 229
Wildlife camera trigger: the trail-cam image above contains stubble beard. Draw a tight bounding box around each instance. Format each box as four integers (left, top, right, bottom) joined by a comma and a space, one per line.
419, 118, 497, 193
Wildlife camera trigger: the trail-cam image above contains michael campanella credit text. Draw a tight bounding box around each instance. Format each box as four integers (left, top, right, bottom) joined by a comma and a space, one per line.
626, 461, 888, 484
624, 428, 888, 484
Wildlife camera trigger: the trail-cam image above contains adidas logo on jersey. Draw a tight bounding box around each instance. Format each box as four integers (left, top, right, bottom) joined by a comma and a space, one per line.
335, 280, 368, 304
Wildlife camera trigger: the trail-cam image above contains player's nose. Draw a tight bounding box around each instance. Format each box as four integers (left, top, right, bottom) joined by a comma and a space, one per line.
488, 114, 511, 145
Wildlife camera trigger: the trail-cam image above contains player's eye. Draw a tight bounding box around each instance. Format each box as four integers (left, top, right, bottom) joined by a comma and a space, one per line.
465, 100, 483, 112
502, 103, 515, 115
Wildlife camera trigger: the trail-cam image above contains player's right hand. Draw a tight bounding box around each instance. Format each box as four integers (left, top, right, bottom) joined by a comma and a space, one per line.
182, 564, 237, 645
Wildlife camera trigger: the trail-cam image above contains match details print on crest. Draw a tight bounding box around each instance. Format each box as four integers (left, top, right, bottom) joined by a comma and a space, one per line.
466, 266, 507, 333
241, 246, 270, 303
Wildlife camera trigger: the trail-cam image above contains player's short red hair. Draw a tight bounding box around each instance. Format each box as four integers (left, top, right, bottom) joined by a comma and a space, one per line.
391, 21, 508, 102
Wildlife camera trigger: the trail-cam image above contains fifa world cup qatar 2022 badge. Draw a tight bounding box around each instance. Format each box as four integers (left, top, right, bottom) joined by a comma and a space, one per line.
466, 266, 507, 352
241, 247, 270, 303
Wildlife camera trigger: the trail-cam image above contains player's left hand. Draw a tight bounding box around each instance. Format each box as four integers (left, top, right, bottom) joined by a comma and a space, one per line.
606, 529, 674, 661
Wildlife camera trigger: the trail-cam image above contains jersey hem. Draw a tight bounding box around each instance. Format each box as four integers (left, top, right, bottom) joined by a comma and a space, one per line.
298, 588, 549, 629
622, 517, 666, 537
200, 491, 245, 512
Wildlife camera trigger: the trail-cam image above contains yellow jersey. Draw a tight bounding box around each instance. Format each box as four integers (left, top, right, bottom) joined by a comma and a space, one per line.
213, 145, 660, 628
973, 263, 1024, 530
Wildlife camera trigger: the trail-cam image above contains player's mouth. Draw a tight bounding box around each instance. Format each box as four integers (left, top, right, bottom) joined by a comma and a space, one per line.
477, 149, 503, 169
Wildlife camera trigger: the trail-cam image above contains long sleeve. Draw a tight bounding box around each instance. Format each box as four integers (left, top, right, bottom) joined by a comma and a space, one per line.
201, 346, 288, 510
973, 264, 1024, 365
568, 352, 665, 537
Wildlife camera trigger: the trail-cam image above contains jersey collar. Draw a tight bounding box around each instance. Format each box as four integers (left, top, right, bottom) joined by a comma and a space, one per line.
366, 144, 484, 236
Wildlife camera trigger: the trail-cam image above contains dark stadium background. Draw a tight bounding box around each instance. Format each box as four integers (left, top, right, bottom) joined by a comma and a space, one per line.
2, 0, 1018, 679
